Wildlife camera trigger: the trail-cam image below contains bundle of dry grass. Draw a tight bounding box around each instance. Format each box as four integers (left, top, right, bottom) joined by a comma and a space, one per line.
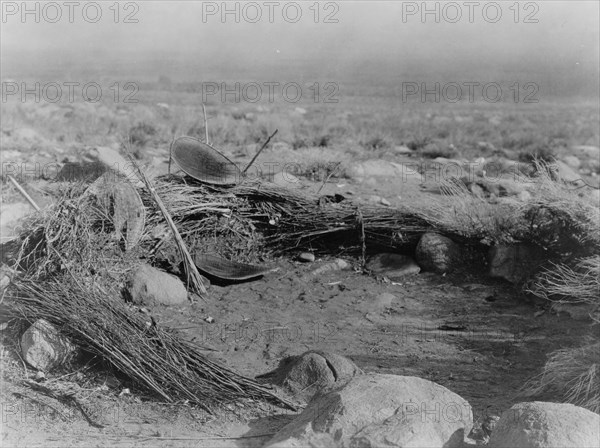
528, 256, 600, 306
7, 279, 295, 412
521, 341, 600, 413
11, 182, 141, 294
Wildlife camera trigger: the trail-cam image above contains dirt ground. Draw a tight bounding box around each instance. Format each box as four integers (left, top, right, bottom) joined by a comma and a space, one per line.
1, 170, 594, 448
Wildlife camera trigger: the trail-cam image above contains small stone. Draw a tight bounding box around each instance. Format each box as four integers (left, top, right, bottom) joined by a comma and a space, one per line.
272, 171, 301, 188
367, 253, 421, 278
374, 293, 395, 310
393, 145, 412, 154
563, 155, 581, 169
258, 351, 361, 402
303, 258, 350, 280
553, 160, 581, 183
518, 190, 532, 202
34, 371, 46, 382
298, 252, 315, 263
118, 388, 131, 397
350, 160, 400, 178
21, 319, 77, 372
128, 264, 188, 306
415, 233, 461, 274
380, 197, 391, 206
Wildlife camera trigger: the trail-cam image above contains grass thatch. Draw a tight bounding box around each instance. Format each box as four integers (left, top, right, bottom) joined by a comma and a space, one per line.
147, 175, 431, 256
521, 341, 600, 413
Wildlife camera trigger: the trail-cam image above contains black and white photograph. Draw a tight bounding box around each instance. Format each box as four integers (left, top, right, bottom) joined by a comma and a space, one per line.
1, 1, 599, 446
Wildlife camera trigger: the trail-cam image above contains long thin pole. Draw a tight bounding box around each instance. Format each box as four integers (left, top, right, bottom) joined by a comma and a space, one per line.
8, 175, 40, 211
202, 103, 209, 145
126, 154, 207, 297
242, 129, 278, 175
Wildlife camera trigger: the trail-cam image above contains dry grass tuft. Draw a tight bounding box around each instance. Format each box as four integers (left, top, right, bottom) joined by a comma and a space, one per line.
521, 341, 600, 413
409, 179, 526, 245
528, 256, 600, 306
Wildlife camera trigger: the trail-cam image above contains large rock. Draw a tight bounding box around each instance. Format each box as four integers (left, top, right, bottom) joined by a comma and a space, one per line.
489, 401, 600, 448
366, 253, 421, 278
267, 374, 472, 447
488, 244, 546, 284
415, 233, 462, 274
21, 319, 77, 372
128, 264, 188, 306
258, 351, 361, 402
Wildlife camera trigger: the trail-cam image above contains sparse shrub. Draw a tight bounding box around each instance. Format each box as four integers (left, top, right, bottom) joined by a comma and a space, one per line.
129, 122, 157, 147
361, 135, 391, 151
501, 131, 538, 151
435, 128, 451, 139
315, 134, 332, 147
406, 136, 431, 151
517, 143, 557, 163
158, 75, 172, 86
290, 124, 320, 149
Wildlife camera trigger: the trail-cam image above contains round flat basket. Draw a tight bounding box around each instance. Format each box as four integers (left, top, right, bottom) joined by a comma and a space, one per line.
171, 136, 241, 185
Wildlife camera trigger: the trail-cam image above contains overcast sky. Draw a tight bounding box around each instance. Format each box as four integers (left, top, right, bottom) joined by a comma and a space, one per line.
1, 1, 598, 90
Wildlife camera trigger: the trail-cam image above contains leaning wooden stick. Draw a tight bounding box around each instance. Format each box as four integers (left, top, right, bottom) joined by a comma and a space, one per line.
317, 162, 342, 195
126, 154, 207, 297
242, 129, 278, 175
202, 103, 209, 145
168, 137, 175, 175
8, 175, 40, 211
